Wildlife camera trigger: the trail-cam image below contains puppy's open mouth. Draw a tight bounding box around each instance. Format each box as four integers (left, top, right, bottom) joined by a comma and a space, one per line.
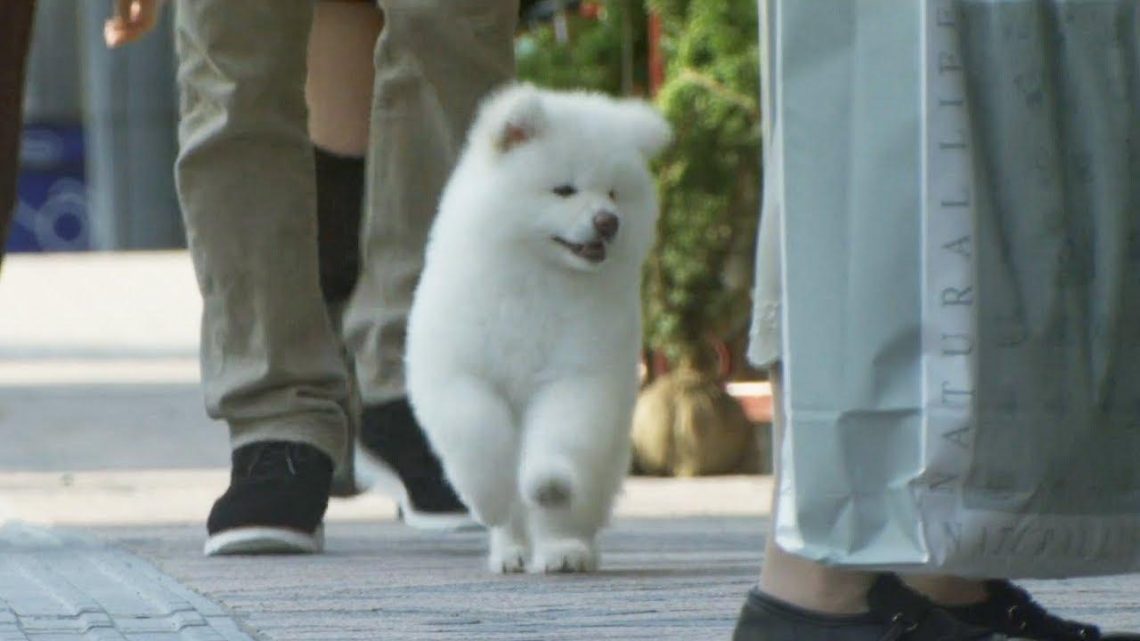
552, 237, 607, 263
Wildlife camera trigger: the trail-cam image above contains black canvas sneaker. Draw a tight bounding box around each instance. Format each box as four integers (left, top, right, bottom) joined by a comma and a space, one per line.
947, 580, 1140, 640
733, 574, 1004, 641
204, 441, 332, 556
354, 397, 477, 531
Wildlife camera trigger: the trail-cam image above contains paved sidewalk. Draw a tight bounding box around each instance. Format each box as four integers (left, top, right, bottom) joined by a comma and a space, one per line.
1, 494, 770, 641
1, 253, 1138, 639
5, 515, 1140, 640
95, 518, 766, 641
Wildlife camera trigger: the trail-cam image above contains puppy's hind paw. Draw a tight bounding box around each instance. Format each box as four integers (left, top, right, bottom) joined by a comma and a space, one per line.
530, 539, 597, 574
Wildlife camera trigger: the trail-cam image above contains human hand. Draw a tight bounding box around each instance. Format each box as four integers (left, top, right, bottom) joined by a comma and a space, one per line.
104, 0, 164, 48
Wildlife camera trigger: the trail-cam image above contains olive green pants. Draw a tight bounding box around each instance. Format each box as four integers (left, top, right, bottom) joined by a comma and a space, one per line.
174, 0, 517, 464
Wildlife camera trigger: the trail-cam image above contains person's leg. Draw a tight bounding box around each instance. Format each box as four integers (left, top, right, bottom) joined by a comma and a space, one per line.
739, 366, 1139, 640
344, 0, 517, 404
341, 0, 518, 528
756, 369, 987, 612
756, 367, 878, 614
307, 1, 381, 161
175, 0, 348, 553
308, 0, 380, 309
734, 366, 1004, 641
739, 139, 996, 636
742, 3, 1136, 636
762, 366, 992, 603
0, 0, 37, 268
306, 0, 383, 495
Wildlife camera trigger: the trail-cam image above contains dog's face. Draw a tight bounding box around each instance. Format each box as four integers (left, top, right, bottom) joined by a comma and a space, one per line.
462, 85, 672, 273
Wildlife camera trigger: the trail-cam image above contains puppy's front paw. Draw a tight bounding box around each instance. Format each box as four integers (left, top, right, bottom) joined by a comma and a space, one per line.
530, 539, 597, 574
488, 544, 528, 574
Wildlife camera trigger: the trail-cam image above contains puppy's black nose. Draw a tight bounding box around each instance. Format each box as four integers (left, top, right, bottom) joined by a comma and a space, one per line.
593, 212, 619, 240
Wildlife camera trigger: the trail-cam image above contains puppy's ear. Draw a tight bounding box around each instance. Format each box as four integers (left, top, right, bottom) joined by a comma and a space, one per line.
620, 101, 673, 159
479, 83, 547, 154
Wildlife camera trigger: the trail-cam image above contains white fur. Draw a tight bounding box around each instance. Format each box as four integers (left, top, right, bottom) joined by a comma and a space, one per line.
406, 83, 671, 574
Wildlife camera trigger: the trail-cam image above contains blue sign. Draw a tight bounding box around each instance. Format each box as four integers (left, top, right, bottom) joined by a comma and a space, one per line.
6, 123, 89, 253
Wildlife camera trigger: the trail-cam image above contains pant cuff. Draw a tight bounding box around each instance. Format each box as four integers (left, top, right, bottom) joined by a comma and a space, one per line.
229, 418, 347, 468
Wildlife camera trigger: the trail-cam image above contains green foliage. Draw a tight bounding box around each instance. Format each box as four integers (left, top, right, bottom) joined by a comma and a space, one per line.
516, 1, 649, 96
644, 0, 761, 373
516, 0, 763, 375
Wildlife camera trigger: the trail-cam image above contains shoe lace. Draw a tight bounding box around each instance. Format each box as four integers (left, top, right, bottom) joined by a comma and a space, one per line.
872, 575, 998, 641
243, 443, 300, 480
880, 609, 1000, 640
880, 613, 921, 641
992, 581, 1100, 640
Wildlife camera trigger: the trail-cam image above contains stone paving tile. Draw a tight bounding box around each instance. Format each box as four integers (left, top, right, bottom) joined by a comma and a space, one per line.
0, 524, 255, 641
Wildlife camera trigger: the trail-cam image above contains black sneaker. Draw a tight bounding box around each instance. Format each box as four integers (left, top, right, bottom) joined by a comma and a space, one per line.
866, 575, 1004, 640
204, 441, 333, 556
947, 580, 1140, 640
354, 397, 476, 531
733, 574, 1002, 641
733, 589, 895, 641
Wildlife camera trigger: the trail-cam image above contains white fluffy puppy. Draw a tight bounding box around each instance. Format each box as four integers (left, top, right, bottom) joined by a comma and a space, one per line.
406, 83, 671, 574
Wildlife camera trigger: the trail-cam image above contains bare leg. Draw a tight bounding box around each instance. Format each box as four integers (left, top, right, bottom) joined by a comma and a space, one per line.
758, 366, 876, 614
306, 1, 382, 158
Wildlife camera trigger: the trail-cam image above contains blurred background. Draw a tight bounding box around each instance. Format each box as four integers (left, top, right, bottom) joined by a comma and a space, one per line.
10, 0, 180, 254
4, 0, 770, 484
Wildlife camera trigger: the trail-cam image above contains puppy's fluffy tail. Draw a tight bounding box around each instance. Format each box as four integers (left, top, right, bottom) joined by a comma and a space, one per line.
521, 460, 577, 510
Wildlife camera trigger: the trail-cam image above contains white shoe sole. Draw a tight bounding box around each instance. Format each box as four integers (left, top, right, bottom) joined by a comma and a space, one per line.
353, 446, 480, 532
203, 525, 324, 556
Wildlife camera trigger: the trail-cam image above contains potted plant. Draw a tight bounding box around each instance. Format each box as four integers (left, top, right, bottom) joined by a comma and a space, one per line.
631, 0, 766, 477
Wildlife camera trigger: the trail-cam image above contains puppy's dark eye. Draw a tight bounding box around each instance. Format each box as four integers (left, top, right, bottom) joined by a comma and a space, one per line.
552, 184, 577, 197
608, 189, 617, 201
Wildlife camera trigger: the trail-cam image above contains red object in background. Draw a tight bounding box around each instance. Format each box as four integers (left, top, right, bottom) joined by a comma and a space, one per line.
579, 1, 601, 20
648, 11, 664, 96
727, 381, 774, 424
